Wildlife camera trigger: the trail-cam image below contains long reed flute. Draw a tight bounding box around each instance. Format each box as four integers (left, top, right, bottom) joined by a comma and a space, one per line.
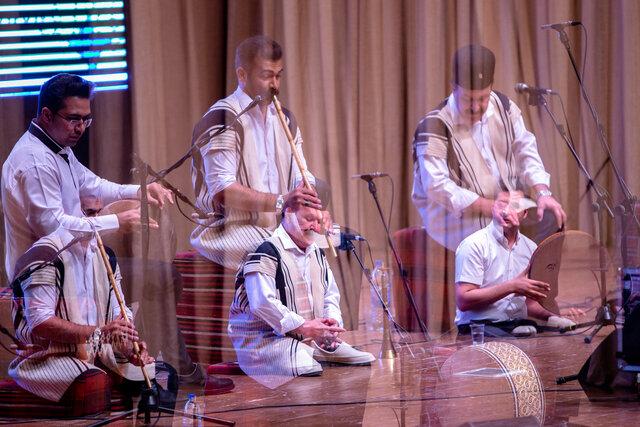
272, 94, 338, 258
94, 230, 152, 389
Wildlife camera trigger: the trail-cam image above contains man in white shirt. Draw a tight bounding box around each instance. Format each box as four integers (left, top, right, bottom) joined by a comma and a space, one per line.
9, 226, 154, 404
2, 73, 173, 281
412, 44, 566, 251
0, 73, 219, 388
228, 202, 374, 386
455, 191, 574, 336
190, 35, 322, 270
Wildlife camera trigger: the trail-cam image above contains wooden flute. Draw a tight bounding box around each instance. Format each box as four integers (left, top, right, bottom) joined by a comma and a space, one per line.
271, 94, 338, 258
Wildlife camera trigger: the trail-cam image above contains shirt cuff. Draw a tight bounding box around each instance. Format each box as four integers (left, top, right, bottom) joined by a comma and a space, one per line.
450, 190, 480, 217
91, 214, 120, 232
456, 275, 482, 286
119, 184, 140, 200
527, 172, 551, 189
280, 312, 305, 335
210, 177, 236, 199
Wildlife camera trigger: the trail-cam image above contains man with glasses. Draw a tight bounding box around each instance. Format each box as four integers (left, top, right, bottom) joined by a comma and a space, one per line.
2, 73, 173, 281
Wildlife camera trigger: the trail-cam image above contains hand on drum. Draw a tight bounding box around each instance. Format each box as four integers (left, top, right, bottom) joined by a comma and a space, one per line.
144, 182, 174, 208
536, 195, 566, 229
509, 269, 550, 301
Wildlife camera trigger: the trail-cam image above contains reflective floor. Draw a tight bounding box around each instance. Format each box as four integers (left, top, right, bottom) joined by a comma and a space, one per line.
3, 326, 640, 426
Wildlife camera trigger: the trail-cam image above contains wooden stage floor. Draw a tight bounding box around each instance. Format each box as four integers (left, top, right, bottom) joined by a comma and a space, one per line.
2, 325, 639, 426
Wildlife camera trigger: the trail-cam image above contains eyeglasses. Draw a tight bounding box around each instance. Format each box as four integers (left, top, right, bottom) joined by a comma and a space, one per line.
55, 112, 93, 128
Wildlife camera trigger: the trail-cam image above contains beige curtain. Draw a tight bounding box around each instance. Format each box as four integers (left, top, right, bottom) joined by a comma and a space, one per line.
125, 0, 640, 331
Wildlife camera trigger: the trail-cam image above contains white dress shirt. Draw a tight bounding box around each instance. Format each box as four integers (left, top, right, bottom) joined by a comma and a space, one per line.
412, 93, 550, 250
22, 232, 129, 333
243, 225, 343, 335
454, 221, 537, 324
203, 87, 313, 199
2, 121, 139, 279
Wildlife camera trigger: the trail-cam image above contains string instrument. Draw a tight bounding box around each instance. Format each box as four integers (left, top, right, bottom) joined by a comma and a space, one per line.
94, 230, 153, 389
271, 94, 338, 258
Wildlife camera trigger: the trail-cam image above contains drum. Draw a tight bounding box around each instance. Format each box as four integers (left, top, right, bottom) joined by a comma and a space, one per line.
528, 230, 615, 324
432, 341, 545, 425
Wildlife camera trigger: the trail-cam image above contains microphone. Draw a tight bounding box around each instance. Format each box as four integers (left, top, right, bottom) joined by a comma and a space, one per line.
515, 83, 557, 96
351, 172, 389, 181
541, 20, 581, 31
235, 95, 263, 118
338, 231, 366, 251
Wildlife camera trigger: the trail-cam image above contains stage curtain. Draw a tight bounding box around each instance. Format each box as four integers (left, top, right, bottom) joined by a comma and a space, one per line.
122, 0, 640, 333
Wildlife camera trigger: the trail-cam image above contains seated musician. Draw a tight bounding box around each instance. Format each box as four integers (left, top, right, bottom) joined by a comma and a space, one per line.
8, 225, 155, 404
228, 200, 375, 381
454, 191, 575, 336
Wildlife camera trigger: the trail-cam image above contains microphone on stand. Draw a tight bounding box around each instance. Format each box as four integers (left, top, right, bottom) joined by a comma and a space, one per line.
236, 95, 263, 117
541, 20, 581, 31
351, 172, 389, 181
515, 83, 558, 96
337, 230, 367, 251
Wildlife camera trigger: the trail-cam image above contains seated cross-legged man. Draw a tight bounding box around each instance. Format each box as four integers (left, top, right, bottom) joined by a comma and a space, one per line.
8, 226, 155, 409
454, 191, 575, 337
228, 201, 374, 387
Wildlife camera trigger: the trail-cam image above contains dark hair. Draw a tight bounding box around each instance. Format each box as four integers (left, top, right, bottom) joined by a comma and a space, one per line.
37, 73, 95, 114
452, 44, 495, 90
235, 35, 283, 70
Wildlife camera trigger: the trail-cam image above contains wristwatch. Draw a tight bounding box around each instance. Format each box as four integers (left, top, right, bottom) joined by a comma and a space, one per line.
537, 189, 553, 199
275, 194, 285, 214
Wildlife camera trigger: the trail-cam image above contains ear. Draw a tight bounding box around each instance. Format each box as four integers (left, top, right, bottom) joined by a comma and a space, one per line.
236, 67, 247, 85
40, 107, 54, 124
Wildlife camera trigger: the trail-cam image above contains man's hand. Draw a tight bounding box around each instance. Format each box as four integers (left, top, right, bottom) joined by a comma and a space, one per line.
536, 195, 566, 229
292, 318, 345, 343
140, 182, 174, 208
508, 269, 550, 301
128, 341, 155, 366
115, 208, 159, 233
283, 183, 322, 211
100, 317, 139, 353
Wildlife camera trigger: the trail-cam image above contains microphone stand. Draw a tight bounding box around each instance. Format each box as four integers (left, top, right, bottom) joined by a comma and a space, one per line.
342, 238, 407, 349
530, 93, 614, 346
554, 27, 640, 258
360, 177, 430, 340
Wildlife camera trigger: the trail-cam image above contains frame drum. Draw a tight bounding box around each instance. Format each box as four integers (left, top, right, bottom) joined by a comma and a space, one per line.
433, 341, 544, 425
528, 231, 614, 324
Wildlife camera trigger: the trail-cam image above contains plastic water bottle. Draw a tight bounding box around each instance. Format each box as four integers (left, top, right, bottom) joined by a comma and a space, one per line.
182, 393, 203, 426
369, 260, 388, 331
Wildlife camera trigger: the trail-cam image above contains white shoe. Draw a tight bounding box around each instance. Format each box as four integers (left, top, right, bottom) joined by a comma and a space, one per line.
512, 325, 537, 337
312, 342, 376, 365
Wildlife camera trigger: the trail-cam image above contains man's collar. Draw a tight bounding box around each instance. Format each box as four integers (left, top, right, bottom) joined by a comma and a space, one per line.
274, 224, 317, 255
447, 92, 495, 127
489, 219, 521, 248
234, 86, 274, 115
29, 121, 67, 155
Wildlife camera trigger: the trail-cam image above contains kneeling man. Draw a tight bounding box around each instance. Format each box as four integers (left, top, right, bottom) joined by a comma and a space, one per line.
229, 202, 374, 384
455, 192, 575, 336
9, 226, 154, 403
